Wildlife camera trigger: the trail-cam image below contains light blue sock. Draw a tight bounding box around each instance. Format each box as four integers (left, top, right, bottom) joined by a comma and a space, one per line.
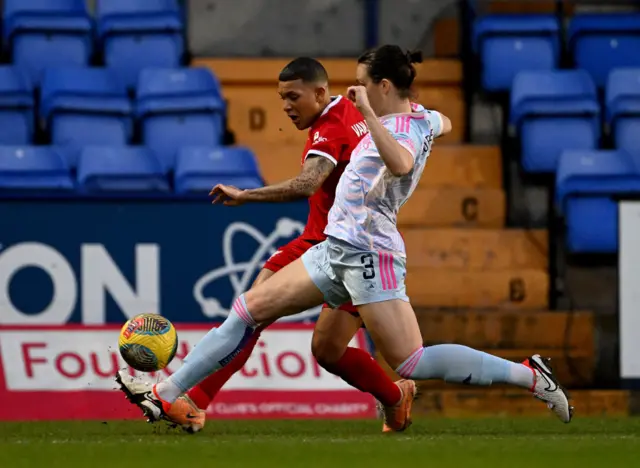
156, 295, 257, 402
395, 344, 534, 388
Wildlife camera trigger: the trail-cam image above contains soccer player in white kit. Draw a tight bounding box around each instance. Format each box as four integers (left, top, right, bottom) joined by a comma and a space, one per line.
117, 45, 573, 432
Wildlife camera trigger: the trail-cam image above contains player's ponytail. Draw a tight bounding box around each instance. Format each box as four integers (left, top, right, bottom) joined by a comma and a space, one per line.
358, 45, 422, 98
406, 50, 423, 65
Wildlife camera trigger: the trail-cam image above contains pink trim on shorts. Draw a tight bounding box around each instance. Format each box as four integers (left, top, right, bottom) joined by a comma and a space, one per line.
378, 251, 388, 290
378, 252, 398, 290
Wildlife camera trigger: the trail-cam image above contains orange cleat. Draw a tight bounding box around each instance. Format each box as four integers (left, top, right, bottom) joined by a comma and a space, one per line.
380, 379, 417, 433
116, 370, 206, 433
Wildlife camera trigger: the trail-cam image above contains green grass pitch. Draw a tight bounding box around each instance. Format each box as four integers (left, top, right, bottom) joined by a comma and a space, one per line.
1, 418, 639, 468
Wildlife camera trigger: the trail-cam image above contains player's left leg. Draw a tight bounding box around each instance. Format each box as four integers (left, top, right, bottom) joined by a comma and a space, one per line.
117, 242, 344, 430
311, 305, 411, 432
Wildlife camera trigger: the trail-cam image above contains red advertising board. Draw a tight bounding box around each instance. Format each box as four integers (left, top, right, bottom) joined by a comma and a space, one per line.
0, 323, 377, 420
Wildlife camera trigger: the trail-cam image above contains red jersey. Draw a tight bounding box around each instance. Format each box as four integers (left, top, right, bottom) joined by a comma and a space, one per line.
300, 95, 369, 241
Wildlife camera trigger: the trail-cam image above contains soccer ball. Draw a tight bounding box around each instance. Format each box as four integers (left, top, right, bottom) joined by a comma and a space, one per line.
118, 314, 178, 372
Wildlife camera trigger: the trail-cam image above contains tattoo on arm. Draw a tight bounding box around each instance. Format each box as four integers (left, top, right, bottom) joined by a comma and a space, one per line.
241, 155, 335, 203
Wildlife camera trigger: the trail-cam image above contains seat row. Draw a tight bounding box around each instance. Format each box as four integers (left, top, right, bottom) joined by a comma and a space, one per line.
3, 0, 184, 87
557, 149, 640, 254
510, 68, 640, 173
0, 145, 263, 194
0, 66, 224, 170
475, 12, 640, 92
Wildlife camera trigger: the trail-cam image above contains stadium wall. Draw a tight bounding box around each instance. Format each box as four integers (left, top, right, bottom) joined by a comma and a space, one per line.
186, 0, 457, 57
0, 197, 376, 420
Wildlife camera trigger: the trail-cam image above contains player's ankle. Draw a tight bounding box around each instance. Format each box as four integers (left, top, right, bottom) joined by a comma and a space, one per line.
154, 379, 182, 404
392, 386, 404, 407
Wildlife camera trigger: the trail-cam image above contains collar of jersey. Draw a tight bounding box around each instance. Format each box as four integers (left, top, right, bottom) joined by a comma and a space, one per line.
320, 95, 343, 117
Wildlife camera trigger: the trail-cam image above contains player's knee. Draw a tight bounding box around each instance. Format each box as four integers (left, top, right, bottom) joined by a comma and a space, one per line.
311, 332, 345, 368
243, 287, 272, 323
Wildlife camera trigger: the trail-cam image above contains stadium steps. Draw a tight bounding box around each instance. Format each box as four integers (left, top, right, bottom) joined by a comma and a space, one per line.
249, 142, 500, 188
374, 309, 595, 389
192, 57, 464, 147
412, 389, 628, 417
394, 141, 552, 310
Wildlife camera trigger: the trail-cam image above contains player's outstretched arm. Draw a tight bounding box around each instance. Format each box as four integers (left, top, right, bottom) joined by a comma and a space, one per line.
237, 155, 335, 203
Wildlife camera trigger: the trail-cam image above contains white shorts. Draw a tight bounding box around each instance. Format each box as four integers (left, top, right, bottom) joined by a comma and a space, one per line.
301, 237, 409, 308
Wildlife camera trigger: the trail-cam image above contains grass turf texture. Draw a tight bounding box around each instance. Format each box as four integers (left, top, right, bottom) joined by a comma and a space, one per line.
1, 418, 639, 468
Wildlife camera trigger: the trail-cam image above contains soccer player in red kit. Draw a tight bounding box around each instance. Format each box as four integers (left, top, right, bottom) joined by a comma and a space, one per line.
184, 58, 416, 432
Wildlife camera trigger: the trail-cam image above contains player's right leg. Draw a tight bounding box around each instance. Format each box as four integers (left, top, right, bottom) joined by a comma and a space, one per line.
117, 250, 330, 430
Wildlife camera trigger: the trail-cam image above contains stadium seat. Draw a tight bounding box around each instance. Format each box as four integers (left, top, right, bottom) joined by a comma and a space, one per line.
606, 68, 640, 154
77, 146, 169, 192
0, 67, 34, 144
3, 0, 93, 85
137, 68, 225, 171
510, 70, 600, 173
175, 146, 263, 193
569, 13, 640, 88
473, 14, 560, 92
97, 0, 184, 89
556, 150, 640, 253
0, 145, 73, 190
40, 67, 132, 168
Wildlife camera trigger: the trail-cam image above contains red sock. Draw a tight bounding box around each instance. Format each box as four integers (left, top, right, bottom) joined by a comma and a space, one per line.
187, 330, 262, 410
323, 347, 401, 407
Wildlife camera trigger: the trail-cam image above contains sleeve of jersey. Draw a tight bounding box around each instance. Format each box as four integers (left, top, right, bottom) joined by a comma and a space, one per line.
386, 118, 421, 160
425, 110, 444, 137
304, 124, 344, 166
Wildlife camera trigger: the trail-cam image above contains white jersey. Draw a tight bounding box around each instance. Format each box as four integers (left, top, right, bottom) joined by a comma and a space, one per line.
324, 108, 443, 255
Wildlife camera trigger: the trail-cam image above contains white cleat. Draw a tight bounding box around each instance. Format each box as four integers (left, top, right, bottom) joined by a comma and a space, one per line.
115, 370, 164, 422
525, 355, 574, 423
115, 370, 206, 433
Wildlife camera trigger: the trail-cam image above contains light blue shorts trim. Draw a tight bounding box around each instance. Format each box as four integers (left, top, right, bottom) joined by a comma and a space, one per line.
301, 237, 409, 308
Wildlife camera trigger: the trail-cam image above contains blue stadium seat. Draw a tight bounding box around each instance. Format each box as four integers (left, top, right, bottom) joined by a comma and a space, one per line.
175, 146, 263, 194
556, 150, 640, 253
137, 68, 225, 172
510, 70, 600, 173
473, 14, 559, 92
40, 67, 132, 168
3, 0, 93, 85
606, 68, 640, 154
0, 67, 34, 144
77, 146, 169, 192
569, 13, 640, 88
0, 145, 73, 190
97, 0, 184, 89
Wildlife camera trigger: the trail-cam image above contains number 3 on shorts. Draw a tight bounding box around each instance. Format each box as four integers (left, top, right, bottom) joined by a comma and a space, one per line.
360, 253, 375, 280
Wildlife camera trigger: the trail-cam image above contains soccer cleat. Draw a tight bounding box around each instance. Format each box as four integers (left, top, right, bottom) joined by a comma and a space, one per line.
380, 379, 417, 432
523, 355, 574, 423
115, 370, 205, 433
